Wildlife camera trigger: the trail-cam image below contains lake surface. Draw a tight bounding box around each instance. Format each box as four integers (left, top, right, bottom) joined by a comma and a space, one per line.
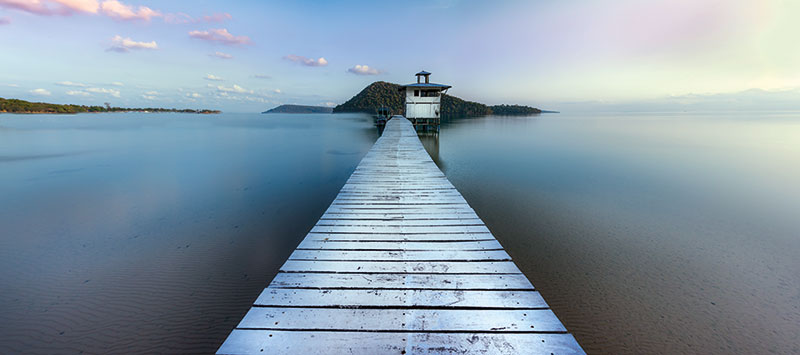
0, 113, 377, 354
1, 112, 798, 354
427, 112, 800, 354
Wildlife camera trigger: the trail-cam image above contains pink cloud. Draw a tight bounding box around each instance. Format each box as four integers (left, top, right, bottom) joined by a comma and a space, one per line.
0, 0, 99, 16
202, 12, 231, 23
164, 12, 232, 24
284, 55, 328, 67
164, 12, 192, 24
101, 0, 160, 21
0, 0, 164, 22
0, 16, 10, 25
189, 28, 250, 45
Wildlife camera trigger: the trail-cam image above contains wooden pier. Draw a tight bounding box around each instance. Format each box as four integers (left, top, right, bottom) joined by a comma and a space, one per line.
217, 116, 584, 354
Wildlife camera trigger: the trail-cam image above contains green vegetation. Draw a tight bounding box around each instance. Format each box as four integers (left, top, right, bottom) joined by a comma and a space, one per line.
333, 82, 405, 115
332, 81, 541, 117
262, 104, 333, 114
0, 97, 220, 114
442, 95, 492, 117
489, 104, 542, 116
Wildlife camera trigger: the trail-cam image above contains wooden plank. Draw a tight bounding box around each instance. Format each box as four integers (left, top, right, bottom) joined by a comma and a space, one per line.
334, 194, 465, 199
218, 330, 586, 355
324, 207, 477, 214
320, 214, 483, 221
309, 225, 491, 234
296, 239, 504, 251
288, 250, 510, 261
278, 260, 522, 274
313, 219, 484, 226
333, 197, 468, 203
237, 307, 567, 332
303, 232, 497, 242
332, 200, 469, 207
269, 273, 534, 290
254, 289, 543, 308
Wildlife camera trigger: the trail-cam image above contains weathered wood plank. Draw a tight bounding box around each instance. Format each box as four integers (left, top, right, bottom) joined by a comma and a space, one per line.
278, 260, 522, 274
269, 273, 534, 290
296, 239, 504, 251
218, 330, 586, 355
320, 214, 483, 221
303, 232, 496, 242
288, 249, 510, 261
254, 289, 543, 308
238, 307, 567, 332
314, 219, 483, 226
324, 207, 477, 214
310, 225, 491, 234
333, 197, 469, 203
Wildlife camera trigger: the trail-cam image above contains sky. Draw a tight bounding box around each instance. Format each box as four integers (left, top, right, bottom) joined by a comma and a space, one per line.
1, 0, 798, 112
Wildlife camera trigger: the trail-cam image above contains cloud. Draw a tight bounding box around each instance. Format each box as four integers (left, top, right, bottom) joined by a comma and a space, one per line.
30, 88, 51, 96
189, 28, 250, 45
0, 16, 10, 25
55, 81, 88, 87
202, 12, 231, 23
215, 84, 252, 94
141, 91, 157, 100
204, 74, 224, 81
347, 64, 382, 75
0, 0, 99, 16
86, 87, 121, 97
163, 12, 191, 24
283, 55, 328, 67
186, 92, 202, 98
252, 74, 271, 79
100, 0, 160, 21
143, 90, 158, 95
108, 35, 157, 52
0, 0, 186, 27
273, 89, 282, 94
110, 81, 124, 86
209, 51, 233, 59
66, 90, 91, 96
164, 12, 230, 24
0, 0, 161, 20
322, 102, 336, 107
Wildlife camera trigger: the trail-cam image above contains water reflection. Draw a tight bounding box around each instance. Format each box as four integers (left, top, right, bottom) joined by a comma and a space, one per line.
417, 131, 441, 167
0, 112, 376, 354
426, 112, 800, 354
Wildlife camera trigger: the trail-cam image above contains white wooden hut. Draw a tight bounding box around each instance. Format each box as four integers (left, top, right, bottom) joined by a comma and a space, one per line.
402, 71, 451, 129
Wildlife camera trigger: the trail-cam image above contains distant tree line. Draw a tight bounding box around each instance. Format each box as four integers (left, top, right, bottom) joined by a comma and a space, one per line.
0, 97, 220, 114
489, 104, 542, 116
332, 81, 541, 117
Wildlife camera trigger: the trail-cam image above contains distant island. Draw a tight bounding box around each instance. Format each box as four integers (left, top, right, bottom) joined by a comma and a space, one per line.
0, 97, 220, 114
262, 104, 333, 114
333, 81, 542, 117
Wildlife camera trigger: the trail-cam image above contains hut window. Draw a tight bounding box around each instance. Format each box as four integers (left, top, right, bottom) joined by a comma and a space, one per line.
414, 90, 420, 97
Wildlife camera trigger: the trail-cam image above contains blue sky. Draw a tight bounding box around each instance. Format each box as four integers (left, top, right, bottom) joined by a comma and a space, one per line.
1, 0, 798, 112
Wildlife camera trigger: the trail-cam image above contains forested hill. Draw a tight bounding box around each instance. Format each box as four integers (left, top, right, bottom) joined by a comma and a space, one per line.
262, 104, 333, 114
0, 97, 220, 114
332, 81, 541, 117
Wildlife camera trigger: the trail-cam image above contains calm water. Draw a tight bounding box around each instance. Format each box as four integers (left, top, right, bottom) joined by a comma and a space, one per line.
427, 112, 800, 354
0, 113, 377, 354
1, 112, 799, 354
